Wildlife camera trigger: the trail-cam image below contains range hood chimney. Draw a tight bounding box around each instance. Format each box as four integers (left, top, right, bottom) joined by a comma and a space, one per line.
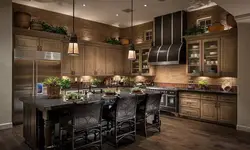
148, 11, 187, 65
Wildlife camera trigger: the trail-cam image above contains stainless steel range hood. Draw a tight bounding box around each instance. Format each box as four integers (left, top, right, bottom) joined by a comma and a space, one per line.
148, 11, 187, 65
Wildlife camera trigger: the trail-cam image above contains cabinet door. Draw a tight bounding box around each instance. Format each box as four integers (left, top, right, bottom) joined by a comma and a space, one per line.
40, 38, 62, 52
73, 44, 83, 76
123, 49, 131, 75
220, 36, 237, 77
84, 46, 96, 76
105, 48, 115, 75
201, 100, 217, 121
95, 47, 106, 75
218, 101, 237, 125
202, 38, 220, 77
187, 40, 202, 76
15, 35, 39, 51
61, 43, 72, 75
113, 49, 124, 75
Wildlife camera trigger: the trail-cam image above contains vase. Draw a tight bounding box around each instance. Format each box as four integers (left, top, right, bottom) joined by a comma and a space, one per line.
14, 11, 31, 29
47, 86, 60, 99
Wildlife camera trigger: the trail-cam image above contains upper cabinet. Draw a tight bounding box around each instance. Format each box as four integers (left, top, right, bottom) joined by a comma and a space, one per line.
187, 40, 202, 76
84, 45, 106, 76
15, 35, 62, 52
15, 35, 39, 51
131, 42, 155, 76
61, 43, 84, 76
39, 38, 62, 52
184, 29, 237, 77
123, 49, 131, 75
202, 38, 220, 77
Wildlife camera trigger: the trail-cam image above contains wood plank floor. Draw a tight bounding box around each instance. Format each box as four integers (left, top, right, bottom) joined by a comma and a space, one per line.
1, 115, 250, 150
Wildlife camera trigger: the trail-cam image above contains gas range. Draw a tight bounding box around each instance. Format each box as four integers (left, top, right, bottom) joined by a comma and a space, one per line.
146, 86, 179, 113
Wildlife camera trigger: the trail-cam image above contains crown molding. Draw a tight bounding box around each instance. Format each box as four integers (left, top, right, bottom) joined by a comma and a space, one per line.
235, 13, 250, 23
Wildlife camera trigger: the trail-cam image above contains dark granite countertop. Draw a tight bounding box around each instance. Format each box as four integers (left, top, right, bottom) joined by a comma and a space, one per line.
177, 88, 237, 95
19, 95, 104, 111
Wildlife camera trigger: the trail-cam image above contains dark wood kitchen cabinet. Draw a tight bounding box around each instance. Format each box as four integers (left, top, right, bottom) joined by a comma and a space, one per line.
105, 47, 124, 75
39, 38, 62, 52
105, 48, 115, 75
184, 29, 237, 77
15, 35, 39, 51
201, 99, 218, 121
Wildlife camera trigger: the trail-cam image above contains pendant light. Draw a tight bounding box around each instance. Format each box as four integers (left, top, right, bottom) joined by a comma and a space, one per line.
128, 0, 136, 60
68, 0, 79, 56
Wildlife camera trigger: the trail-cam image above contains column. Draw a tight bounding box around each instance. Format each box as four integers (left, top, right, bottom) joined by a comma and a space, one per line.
0, 0, 13, 130
236, 14, 250, 132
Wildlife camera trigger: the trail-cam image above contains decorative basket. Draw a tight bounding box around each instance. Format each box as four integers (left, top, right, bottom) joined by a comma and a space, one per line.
47, 86, 61, 99
120, 38, 129, 45
31, 22, 43, 31
208, 22, 224, 32
14, 11, 31, 29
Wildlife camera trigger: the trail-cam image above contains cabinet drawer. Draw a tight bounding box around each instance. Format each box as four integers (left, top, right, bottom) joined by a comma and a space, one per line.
180, 107, 200, 118
180, 98, 200, 108
201, 94, 217, 101
218, 95, 237, 102
179, 92, 200, 99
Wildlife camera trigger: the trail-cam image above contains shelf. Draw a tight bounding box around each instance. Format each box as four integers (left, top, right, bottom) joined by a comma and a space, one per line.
205, 47, 218, 50
205, 64, 218, 66
188, 65, 200, 67
142, 68, 149, 70
205, 55, 218, 58
189, 49, 200, 51
189, 57, 200, 59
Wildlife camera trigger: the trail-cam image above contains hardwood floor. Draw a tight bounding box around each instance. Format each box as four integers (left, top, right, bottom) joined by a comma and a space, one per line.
1, 115, 250, 150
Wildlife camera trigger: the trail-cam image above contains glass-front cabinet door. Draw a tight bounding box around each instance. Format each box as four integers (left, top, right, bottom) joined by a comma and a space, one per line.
203, 38, 220, 76
141, 49, 150, 74
187, 41, 202, 76
131, 50, 140, 74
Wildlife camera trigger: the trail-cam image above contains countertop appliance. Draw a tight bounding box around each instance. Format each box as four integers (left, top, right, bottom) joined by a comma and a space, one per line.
146, 87, 179, 114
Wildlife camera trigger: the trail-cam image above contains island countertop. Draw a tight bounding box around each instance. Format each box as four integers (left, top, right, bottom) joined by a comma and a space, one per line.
19, 95, 104, 111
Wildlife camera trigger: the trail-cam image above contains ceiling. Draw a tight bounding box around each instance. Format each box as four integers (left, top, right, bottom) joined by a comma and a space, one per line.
12, 0, 217, 28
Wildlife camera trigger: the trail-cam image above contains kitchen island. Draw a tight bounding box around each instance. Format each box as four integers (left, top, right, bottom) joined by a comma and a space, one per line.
20, 94, 112, 150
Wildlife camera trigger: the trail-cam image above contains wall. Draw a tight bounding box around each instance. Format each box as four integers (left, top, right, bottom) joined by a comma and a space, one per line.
13, 3, 120, 42
235, 15, 250, 132
120, 22, 153, 44
187, 5, 228, 29
0, 0, 13, 130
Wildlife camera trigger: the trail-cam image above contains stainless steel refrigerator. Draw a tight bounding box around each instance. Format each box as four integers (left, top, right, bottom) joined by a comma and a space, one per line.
13, 49, 61, 125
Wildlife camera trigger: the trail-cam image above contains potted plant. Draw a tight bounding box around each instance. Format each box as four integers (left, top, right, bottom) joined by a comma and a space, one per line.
30, 19, 43, 31
91, 78, 102, 87
131, 87, 143, 94
198, 80, 208, 90
103, 88, 116, 96
59, 78, 71, 98
43, 77, 61, 99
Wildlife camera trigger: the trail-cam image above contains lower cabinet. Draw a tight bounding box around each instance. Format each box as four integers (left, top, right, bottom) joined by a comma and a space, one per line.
201, 100, 218, 121
179, 92, 237, 125
217, 101, 237, 125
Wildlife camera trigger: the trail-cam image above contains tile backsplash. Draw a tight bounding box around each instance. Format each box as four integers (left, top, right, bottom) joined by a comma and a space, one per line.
154, 65, 237, 86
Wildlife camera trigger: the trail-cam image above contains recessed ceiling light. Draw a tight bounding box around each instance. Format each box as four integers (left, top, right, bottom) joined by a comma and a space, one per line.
144, 4, 147, 7
83, 4, 86, 7
116, 14, 119, 17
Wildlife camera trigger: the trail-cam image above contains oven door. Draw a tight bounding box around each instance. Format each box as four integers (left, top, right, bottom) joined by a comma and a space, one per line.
166, 95, 176, 108
160, 93, 167, 106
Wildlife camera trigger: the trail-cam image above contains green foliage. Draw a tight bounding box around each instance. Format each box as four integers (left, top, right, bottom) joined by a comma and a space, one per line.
40, 22, 68, 35
185, 25, 207, 36
43, 77, 61, 87
103, 88, 116, 94
105, 37, 121, 45
131, 87, 142, 93
198, 80, 208, 86
59, 79, 71, 90
91, 78, 102, 86
66, 93, 84, 100
43, 77, 71, 89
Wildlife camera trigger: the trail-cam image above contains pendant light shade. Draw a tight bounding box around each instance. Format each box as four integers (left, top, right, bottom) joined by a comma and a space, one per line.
128, 43, 136, 60
68, 0, 79, 56
128, 0, 136, 60
68, 33, 79, 56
